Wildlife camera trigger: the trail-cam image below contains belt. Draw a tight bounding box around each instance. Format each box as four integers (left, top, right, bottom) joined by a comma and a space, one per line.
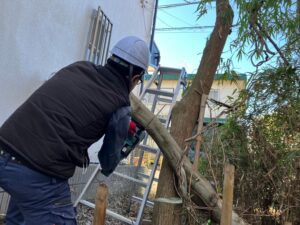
0, 149, 22, 164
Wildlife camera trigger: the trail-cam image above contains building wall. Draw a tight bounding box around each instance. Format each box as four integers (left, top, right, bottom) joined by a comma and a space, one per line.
0, 0, 155, 125
99, 0, 154, 47
143, 79, 246, 120
0, 0, 155, 165
205, 80, 245, 119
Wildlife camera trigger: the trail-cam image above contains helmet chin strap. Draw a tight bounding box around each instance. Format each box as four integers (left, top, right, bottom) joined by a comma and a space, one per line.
110, 55, 135, 91
128, 64, 134, 91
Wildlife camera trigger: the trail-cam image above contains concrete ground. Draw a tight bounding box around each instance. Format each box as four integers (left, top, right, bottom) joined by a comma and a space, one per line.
0, 215, 4, 225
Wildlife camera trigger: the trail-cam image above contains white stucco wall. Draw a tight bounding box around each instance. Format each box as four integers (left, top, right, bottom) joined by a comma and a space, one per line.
0, 0, 155, 124
0, 0, 155, 162
205, 80, 246, 119
99, 0, 154, 47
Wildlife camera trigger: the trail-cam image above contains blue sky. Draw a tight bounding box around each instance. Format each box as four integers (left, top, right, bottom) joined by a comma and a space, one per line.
153, 0, 255, 74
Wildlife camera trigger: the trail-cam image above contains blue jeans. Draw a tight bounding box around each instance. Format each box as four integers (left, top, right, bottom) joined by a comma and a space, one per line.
0, 152, 77, 225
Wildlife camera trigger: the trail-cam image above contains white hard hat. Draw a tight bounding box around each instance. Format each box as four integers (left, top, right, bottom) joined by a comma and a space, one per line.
111, 36, 150, 71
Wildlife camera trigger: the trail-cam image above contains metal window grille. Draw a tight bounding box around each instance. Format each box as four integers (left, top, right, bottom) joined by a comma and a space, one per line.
86, 7, 113, 65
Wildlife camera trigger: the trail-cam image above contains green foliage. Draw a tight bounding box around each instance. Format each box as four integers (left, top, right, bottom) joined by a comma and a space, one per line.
201, 65, 300, 223
204, 219, 212, 225
233, 0, 297, 63
193, 1, 300, 223
197, 0, 299, 68
248, 66, 299, 115
196, 0, 215, 18
198, 157, 209, 175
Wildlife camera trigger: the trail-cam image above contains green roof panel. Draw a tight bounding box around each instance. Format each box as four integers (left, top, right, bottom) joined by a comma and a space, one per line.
144, 73, 247, 81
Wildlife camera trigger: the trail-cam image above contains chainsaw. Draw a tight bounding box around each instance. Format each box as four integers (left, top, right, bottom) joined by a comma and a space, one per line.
120, 120, 146, 159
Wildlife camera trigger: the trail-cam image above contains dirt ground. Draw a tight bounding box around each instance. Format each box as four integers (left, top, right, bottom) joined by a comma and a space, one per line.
76, 193, 153, 225
0, 215, 4, 225
0, 200, 152, 225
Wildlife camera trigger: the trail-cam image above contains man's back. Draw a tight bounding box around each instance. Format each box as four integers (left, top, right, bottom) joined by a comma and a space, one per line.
0, 61, 130, 179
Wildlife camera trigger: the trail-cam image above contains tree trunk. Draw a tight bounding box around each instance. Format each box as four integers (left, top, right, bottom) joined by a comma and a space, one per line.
130, 94, 249, 225
153, 0, 234, 224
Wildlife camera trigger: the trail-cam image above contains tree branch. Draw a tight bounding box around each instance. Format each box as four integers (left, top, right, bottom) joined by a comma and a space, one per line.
130, 94, 250, 225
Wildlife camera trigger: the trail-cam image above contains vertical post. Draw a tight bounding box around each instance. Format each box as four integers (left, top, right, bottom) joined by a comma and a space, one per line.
193, 94, 208, 171
149, 0, 158, 52
220, 163, 235, 225
93, 183, 108, 225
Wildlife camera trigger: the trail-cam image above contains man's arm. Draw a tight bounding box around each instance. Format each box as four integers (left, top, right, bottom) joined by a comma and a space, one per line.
98, 106, 131, 176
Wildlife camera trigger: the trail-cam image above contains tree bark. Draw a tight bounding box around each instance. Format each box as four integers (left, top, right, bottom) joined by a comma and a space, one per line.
152, 0, 234, 224
130, 94, 249, 225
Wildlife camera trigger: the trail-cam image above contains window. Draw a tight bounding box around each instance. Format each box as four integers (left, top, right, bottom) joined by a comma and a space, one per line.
209, 89, 220, 101
86, 7, 113, 65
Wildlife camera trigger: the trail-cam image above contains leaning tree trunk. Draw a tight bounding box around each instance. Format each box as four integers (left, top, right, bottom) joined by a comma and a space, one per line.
152, 0, 234, 224
130, 94, 249, 225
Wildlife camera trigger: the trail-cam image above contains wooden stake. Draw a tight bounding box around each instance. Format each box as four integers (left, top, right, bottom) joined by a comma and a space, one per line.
193, 94, 208, 171
221, 163, 235, 225
93, 183, 108, 225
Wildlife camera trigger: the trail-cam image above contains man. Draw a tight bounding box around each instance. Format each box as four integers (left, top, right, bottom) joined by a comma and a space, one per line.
0, 36, 149, 225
